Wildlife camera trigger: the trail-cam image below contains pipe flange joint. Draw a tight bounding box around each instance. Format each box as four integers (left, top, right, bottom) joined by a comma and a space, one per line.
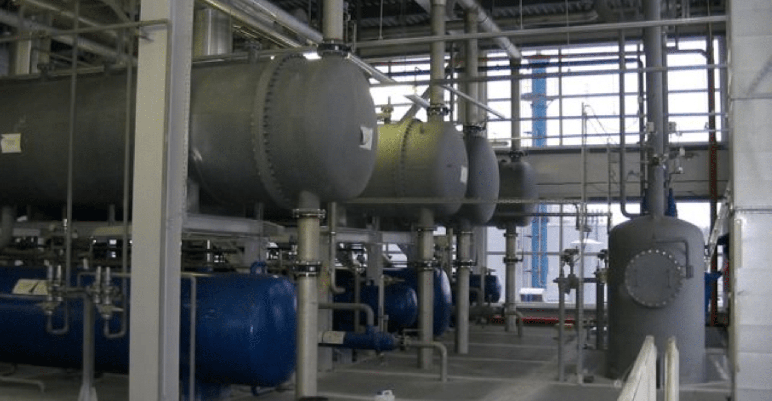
504, 231, 518, 239
414, 260, 436, 271
509, 149, 526, 161
427, 103, 449, 117
292, 208, 326, 220
454, 260, 475, 268
318, 41, 350, 57
294, 261, 321, 276
463, 125, 484, 137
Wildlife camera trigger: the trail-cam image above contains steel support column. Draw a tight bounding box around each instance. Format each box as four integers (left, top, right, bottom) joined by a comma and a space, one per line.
129, 1, 193, 400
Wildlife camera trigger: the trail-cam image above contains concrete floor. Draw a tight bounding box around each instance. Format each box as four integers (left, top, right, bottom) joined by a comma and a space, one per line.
0, 326, 731, 401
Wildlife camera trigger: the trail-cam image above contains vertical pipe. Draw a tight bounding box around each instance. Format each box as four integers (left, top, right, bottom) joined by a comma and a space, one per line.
464, 9, 479, 127
322, 0, 345, 43
64, 0, 81, 307
504, 224, 519, 333
557, 257, 566, 382
577, 106, 588, 384
706, 33, 719, 326
510, 59, 521, 151
455, 224, 472, 354
595, 272, 605, 350
417, 208, 435, 369
78, 297, 96, 401
618, 32, 637, 219
643, 0, 666, 217
428, 0, 446, 120
295, 191, 323, 399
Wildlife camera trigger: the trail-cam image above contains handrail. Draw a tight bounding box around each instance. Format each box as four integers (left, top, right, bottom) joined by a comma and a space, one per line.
618, 335, 656, 401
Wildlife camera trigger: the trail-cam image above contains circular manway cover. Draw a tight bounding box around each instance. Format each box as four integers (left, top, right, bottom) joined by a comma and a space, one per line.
624, 249, 685, 308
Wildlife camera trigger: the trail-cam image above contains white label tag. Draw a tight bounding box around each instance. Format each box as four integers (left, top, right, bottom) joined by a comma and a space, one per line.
12, 279, 49, 296
1, 133, 22, 153
460, 165, 469, 184
320, 331, 346, 345
359, 126, 374, 150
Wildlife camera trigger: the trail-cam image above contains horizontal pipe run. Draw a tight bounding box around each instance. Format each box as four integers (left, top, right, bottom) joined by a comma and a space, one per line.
405, 340, 448, 382
20, 0, 120, 40
200, 0, 302, 48
355, 16, 726, 49
319, 302, 375, 327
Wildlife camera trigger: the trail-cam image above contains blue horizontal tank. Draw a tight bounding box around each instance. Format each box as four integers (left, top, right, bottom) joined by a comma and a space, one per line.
0, 266, 296, 388
333, 282, 418, 332
469, 274, 502, 303
383, 268, 452, 336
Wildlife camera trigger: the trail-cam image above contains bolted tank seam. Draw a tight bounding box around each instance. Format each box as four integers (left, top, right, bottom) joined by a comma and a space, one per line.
251, 55, 299, 209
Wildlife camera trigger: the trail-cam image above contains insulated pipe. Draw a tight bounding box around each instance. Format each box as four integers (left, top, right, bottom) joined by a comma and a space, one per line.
20, 0, 119, 41
455, 226, 473, 354
200, 0, 302, 48
643, 0, 666, 217
510, 59, 521, 151
428, 0, 446, 119
618, 32, 637, 219
463, 9, 480, 127
504, 224, 520, 334
322, 0, 345, 43
193, 7, 232, 57
231, 0, 323, 43
0, 206, 14, 251
455, 0, 521, 59
319, 302, 374, 328
0, 9, 121, 61
405, 339, 448, 382
294, 191, 323, 400
417, 208, 435, 369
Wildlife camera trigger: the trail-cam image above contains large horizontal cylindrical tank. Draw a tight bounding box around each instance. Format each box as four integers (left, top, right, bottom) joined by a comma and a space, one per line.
333, 282, 418, 332
0, 54, 377, 209
606, 215, 706, 383
453, 134, 499, 225
383, 267, 452, 336
492, 154, 538, 227
356, 118, 468, 218
0, 266, 296, 387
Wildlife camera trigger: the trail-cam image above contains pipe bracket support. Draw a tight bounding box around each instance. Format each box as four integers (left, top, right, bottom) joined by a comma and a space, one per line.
318, 41, 350, 56
413, 260, 436, 271
454, 260, 475, 268
427, 103, 449, 117
292, 208, 326, 220
294, 260, 322, 276
503, 256, 521, 264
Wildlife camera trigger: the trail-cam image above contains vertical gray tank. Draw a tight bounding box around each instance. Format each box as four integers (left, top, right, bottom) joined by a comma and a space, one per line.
356, 118, 468, 218
453, 134, 499, 225
491, 154, 538, 227
606, 215, 706, 383
0, 54, 378, 209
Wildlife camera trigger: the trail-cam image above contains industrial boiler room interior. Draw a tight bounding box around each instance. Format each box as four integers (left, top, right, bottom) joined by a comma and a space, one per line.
0, 0, 769, 400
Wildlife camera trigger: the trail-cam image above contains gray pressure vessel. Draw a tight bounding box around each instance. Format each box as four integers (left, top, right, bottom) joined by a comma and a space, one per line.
491, 154, 538, 227
0, 54, 378, 209
357, 118, 468, 218
453, 134, 499, 225
606, 214, 706, 383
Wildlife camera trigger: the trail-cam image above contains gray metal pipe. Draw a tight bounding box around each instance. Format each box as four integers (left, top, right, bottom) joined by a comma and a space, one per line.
232, 0, 323, 43
199, 0, 302, 48
463, 9, 480, 126
355, 16, 725, 49
618, 32, 637, 219
428, 0, 446, 118
322, 0, 345, 42
327, 203, 345, 295
295, 191, 322, 399
504, 224, 519, 333
510, 59, 521, 151
455, 0, 521, 59
20, 0, 119, 40
0, 8, 121, 60
405, 340, 448, 382
455, 227, 473, 354
0, 206, 14, 251
193, 7, 233, 57
319, 302, 375, 328
417, 208, 435, 370
643, 0, 666, 217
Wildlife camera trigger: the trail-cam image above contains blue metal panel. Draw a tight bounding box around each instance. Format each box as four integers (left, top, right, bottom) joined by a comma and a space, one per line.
0, 266, 296, 388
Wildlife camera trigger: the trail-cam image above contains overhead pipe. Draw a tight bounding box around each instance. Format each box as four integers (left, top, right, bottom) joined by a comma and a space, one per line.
455, 0, 521, 59
199, 0, 302, 47
19, 0, 119, 41
0, 8, 121, 60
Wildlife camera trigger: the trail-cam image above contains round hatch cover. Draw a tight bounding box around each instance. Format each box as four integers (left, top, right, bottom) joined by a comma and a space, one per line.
624, 249, 684, 308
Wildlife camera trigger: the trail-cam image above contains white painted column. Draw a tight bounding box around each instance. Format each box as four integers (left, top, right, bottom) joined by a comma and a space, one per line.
729, 0, 772, 399
129, 1, 194, 401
